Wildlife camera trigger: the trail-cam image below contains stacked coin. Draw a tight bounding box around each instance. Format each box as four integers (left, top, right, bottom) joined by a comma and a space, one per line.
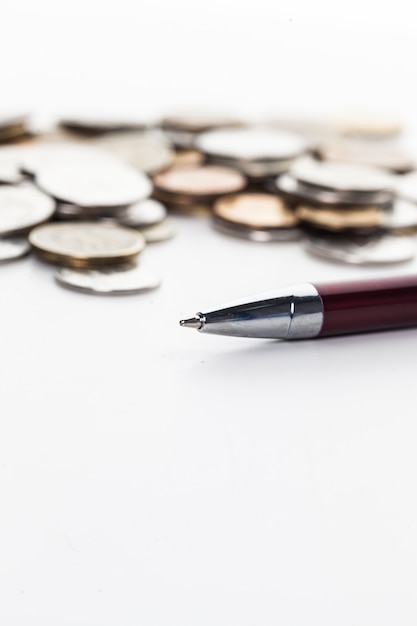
0, 133, 173, 293
274, 157, 394, 231
196, 126, 309, 180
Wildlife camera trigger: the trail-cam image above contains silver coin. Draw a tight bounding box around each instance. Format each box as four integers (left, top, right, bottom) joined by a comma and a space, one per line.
275, 172, 393, 207
202, 154, 294, 179
303, 233, 416, 264
212, 214, 302, 242
92, 130, 175, 175
54, 264, 161, 295
392, 171, 417, 203
19, 142, 123, 177
290, 156, 392, 193
0, 145, 26, 183
382, 199, 417, 232
59, 113, 156, 134
0, 237, 31, 262
196, 127, 308, 170
138, 218, 176, 243
36, 161, 152, 209
116, 198, 167, 228
0, 183, 55, 236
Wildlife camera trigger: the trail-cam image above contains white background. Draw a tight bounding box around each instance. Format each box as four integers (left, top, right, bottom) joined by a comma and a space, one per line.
2, 2, 417, 625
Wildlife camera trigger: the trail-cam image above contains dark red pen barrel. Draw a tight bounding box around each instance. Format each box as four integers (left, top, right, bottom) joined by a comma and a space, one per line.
314, 275, 417, 337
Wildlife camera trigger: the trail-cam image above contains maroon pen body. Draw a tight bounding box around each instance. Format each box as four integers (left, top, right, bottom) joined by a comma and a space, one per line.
314, 275, 417, 337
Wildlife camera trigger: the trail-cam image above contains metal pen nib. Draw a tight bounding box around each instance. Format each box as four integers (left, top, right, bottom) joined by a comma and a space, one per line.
179, 314, 204, 329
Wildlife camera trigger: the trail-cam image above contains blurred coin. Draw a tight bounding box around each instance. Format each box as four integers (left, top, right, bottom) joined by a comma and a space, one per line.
317, 139, 415, 173
138, 218, 176, 242
116, 198, 167, 227
275, 172, 392, 207
54, 264, 161, 295
0, 183, 55, 236
196, 127, 308, 178
382, 199, 417, 233
20, 141, 123, 177
92, 130, 175, 175
172, 149, 204, 167
290, 156, 392, 193
214, 193, 298, 228
153, 165, 246, 205
303, 232, 415, 264
392, 171, 417, 203
332, 112, 402, 138
0, 145, 26, 183
29, 222, 146, 268
36, 161, 152, 209
295, 204, 383, 231
212, 214, 302, 242
59, 114, 155, 136
160, 111, 243, 148
0, 237, 31, 262
0, 112, 30, 143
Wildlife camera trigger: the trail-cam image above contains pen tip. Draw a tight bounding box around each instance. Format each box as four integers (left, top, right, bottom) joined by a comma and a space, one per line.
179, 315, 203, 330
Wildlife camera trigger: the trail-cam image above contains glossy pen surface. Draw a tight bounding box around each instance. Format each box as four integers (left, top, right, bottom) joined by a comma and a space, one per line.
315, 275, 417, 337
180, 275, 417, 339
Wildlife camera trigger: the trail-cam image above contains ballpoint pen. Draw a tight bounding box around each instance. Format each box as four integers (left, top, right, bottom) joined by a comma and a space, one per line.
179, 274, 417, 340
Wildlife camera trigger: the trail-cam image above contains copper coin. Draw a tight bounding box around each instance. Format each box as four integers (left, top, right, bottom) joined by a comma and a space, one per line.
213, 193, 298, 229
152, 165, 246, 203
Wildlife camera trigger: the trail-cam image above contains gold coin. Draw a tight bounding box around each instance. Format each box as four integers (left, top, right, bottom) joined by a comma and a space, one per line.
172, 149, 204, 167
213, 193, 298, 228
29, 222, 146, 268
152, 165, 246, 204
295, 204, 383, 231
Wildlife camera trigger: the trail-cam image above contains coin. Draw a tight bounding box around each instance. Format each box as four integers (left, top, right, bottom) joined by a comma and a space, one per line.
92, 131, 175, 175
54, 264, 161, 295
138, 218, 176, 242
382, 199, 417, 232
392, 171, 417, 203
172, 149, 204, 167
20, 142, 123, 177
36, 161, 152, 209
317, 139, 415, 173
59, 114, 155, 136
0, 237, 31, 262
295, 204, 384, 231
152, 165, 246, 205
303, 232, 416, 264
332, 112, 402, 138
160, 111, 243, 148
0, 183, 55, 236
116, 198, 167, 228
290, 156, 392, 193
196, 127, 308, 178
213, 193, 298, 228
275, 172, 392, 207
212, 214, 302, 242
0, 145, 26, 183
29, 222, 146, 268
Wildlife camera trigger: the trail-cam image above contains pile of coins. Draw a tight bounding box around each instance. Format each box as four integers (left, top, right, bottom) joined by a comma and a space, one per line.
0, 108, 416, 292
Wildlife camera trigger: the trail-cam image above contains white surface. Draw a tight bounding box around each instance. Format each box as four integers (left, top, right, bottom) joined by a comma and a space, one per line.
2, 1, 417, 625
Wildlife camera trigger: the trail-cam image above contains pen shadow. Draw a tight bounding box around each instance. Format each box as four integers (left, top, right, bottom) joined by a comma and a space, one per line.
197, 326, 417, 379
